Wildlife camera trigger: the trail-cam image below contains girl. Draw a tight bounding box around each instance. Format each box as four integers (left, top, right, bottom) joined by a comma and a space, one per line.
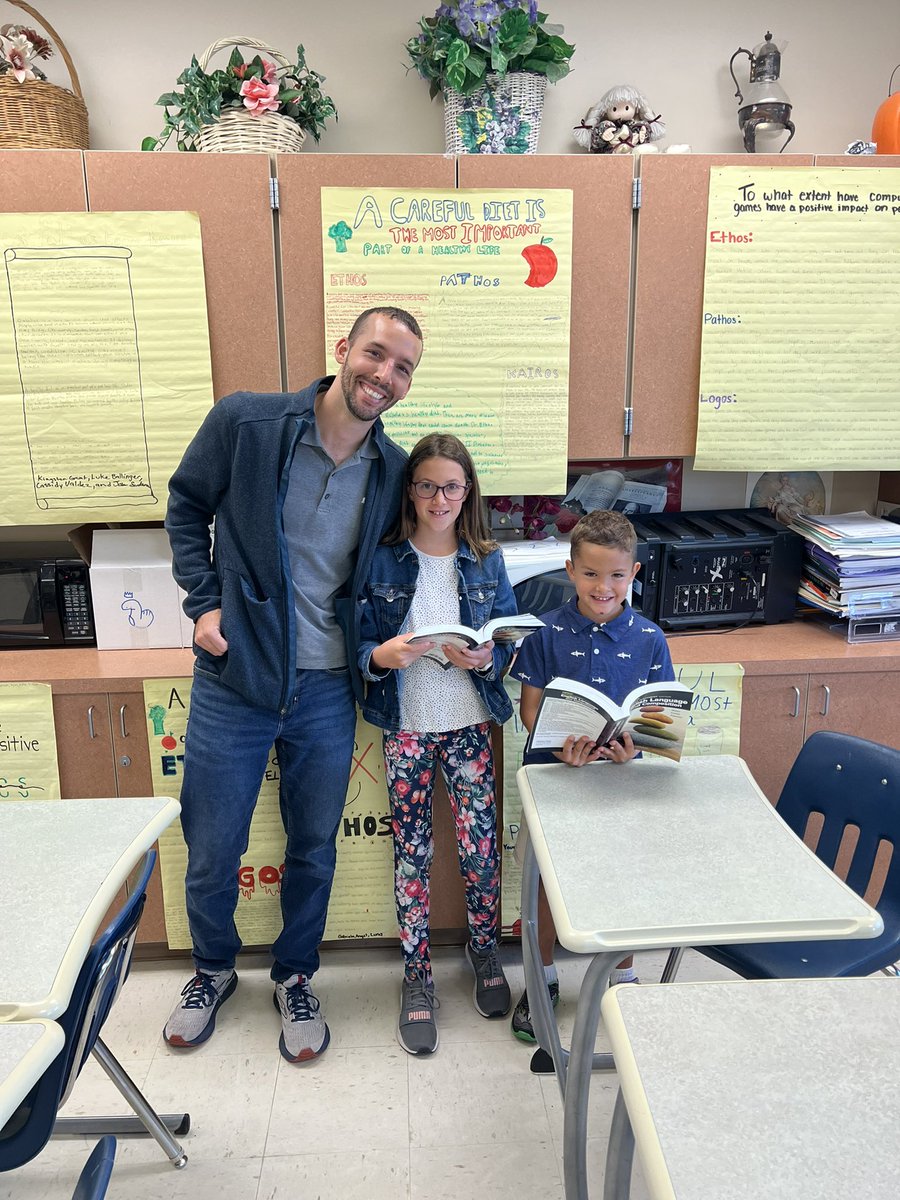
358, 433, 517, 1055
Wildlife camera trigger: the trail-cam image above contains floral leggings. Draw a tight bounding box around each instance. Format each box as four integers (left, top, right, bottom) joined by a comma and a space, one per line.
383, 722, 500, 982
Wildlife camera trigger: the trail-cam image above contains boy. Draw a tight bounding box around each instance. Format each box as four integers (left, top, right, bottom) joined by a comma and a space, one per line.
508, 509, 674, 1042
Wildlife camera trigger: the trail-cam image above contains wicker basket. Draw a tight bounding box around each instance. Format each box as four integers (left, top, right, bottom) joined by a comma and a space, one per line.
0, 1, 88, 150
194, 36, 306, 154
443, 71, 547, 154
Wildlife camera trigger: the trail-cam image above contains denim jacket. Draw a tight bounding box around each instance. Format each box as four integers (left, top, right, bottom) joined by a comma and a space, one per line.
358, 539, 516, 731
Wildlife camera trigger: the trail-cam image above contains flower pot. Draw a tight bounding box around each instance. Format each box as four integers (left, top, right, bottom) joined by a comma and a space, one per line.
443, 71, 547, 154
196, 107, 306, 153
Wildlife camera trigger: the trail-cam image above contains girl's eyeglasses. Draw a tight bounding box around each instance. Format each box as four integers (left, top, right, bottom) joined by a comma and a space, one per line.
411, 480, 470, 500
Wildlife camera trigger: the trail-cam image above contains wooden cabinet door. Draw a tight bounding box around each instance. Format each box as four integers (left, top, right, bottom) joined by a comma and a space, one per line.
109, 690, 169, 947
739, 674, 808, 804
806, 672, 900, 751
53, 693, 117, 799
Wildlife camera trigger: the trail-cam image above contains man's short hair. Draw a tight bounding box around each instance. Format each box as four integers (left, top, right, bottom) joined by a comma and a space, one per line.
347, 306, 423, 345
569, 509, 637, 560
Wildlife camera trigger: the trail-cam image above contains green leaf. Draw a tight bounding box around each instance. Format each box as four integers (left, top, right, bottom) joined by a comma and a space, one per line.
464, 53, 487, 79
228, 46, 243, 69
541, 59, 570, 82
155, 91, 181, 107
547, 35, 576, 58
141, 136, 159, 151
491, 46, 508, 74
446, 62, 467, 91
446, 38, 468, 67
279, 88, 302, 101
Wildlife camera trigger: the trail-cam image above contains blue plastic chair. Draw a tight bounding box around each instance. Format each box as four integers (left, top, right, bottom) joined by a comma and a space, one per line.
71, 1136, 116, 1200
0, 850, 189, 1172
663, 731, 900, 982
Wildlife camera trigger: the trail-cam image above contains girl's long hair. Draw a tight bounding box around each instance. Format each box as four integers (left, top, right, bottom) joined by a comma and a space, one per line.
383, 432, 496, 560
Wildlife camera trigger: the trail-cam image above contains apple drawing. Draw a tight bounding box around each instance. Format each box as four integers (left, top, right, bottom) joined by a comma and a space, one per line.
522, 237, 558, 288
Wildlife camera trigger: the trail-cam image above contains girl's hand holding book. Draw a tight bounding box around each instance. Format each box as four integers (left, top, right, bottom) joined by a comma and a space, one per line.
442, 639, 494, 672
372, 633, 436, 671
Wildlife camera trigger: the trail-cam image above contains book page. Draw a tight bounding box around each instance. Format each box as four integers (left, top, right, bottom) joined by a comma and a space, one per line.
529, 682, 616, 750
0, 211, 214, 524
321, 188, 573, 495
623, 688, 692, 762
695, 167, 900, 471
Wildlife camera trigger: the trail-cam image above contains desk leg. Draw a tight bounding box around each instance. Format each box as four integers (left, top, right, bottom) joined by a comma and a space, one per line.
564, 952, 619, 1200
602, 1088, 635, 1200
521, 838, 570, 1090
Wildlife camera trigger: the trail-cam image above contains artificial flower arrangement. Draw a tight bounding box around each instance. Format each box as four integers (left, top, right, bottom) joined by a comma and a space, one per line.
0, 22, 53, 81
142, 44, 336, 151
406, 1, 574, 99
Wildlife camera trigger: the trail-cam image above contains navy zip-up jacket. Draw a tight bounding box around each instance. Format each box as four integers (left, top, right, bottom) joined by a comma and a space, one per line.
165, 378, 407, 715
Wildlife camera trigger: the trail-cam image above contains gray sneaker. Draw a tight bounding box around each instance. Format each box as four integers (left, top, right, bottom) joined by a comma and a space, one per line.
465, 942, 511, 1018
397, 972, 439, 1055
273, 974, 330, 1063
163, 969, 237, 1048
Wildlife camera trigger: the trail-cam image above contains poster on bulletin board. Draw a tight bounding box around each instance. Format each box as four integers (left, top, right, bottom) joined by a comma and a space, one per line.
0, 682, 60, 802
142, 678, 396, 949
0, 210, 214, 526
320, 186, 573, 496
695, 166, 900, 471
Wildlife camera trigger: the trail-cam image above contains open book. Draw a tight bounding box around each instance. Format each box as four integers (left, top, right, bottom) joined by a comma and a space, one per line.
526, 677, 693, 762
407, 614, 544, 669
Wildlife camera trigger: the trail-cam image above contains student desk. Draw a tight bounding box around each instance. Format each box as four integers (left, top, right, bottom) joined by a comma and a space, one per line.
601, 976, 900, 1199
0, 797, 180, 1020
516, 756, 883, 1200
0, 1020, 63, 1128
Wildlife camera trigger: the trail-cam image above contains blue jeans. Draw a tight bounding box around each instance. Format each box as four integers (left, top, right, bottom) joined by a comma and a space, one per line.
180, 667, 357, 982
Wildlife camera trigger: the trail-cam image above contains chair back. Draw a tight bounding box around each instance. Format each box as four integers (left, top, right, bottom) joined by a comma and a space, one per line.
71, 1136, 116, 1200
0, 850, 155, 1171
777, 731, 900, 916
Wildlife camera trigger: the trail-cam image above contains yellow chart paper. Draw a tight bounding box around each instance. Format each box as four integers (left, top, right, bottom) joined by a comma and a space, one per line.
695, 167, 900, 470
321, 187, 573, 495
499, 664, 743, 931
0, 211, 213, 524
0, 681, 60, 802
142, 679, 395, 949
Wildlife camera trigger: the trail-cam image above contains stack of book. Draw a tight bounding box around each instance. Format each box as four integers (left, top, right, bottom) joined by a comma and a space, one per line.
791, 511, 900, 618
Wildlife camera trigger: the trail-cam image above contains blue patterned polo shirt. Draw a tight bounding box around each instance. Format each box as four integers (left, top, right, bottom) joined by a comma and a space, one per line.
510, 598, 674, 765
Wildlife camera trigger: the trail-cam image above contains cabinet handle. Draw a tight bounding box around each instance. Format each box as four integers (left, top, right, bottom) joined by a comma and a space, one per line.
119, 704, 129, 738
790, 686, 800, 718
820, 684, 831, 717
87, 704, 96, 739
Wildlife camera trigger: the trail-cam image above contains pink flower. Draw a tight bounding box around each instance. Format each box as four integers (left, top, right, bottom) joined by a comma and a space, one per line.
262, 58, 277, 83
240, 77, 280, 116
7, 45, 36, 82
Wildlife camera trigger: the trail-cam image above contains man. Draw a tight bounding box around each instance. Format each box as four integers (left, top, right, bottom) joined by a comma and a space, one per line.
163, 307, 423, 1062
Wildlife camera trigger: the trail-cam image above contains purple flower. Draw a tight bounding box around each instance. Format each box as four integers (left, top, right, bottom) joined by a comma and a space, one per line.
526, 0, 538, 20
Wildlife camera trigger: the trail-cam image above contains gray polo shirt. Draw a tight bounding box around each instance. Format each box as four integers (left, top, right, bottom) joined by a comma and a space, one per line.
282, 415, 377, 668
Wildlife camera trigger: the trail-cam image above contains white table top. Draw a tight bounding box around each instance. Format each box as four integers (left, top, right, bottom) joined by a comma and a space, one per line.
0, 1019, 64, 1128
602, 976, 900, 1200
516, 756, 882, 953
0, 796, 180, 1020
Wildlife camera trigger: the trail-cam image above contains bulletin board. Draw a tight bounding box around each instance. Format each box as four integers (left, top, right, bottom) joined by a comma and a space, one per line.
695, 165, 900, 470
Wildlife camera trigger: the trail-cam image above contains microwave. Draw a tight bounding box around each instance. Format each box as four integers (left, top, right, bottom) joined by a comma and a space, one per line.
0, 558, 96, 648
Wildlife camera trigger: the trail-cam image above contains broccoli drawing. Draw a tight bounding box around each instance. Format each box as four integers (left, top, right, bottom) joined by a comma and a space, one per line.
328, 220, 352, 253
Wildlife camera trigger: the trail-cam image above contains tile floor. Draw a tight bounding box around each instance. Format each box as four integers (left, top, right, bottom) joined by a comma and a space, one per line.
2, 945, 736, 1200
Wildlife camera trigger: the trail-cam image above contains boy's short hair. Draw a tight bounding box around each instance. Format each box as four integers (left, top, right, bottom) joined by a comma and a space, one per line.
569, 509, 637, 561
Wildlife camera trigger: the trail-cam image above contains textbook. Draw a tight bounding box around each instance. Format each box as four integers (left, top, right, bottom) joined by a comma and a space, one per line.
526, 677, 694, 762
407, 614, 544, 669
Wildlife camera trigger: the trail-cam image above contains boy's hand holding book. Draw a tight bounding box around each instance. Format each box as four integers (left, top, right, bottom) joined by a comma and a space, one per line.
555, 730, 638, 767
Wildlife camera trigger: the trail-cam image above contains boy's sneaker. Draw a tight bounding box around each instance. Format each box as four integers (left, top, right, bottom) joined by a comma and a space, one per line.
465, 942, 511, 1018
273, 974, 330, 1063
163, 969, 237, 1048
510, 981, 560, 1044
608, 974, 641, 987
397, 973, 439, 1055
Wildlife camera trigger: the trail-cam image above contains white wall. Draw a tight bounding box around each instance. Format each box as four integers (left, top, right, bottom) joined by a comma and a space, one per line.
20, 0, 900, 155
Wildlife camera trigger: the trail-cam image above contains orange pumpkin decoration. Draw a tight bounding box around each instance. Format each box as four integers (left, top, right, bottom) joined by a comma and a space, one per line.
872, 66, 900, 153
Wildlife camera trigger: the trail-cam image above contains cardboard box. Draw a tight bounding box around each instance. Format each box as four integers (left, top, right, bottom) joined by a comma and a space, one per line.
88, 529, 189, 650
